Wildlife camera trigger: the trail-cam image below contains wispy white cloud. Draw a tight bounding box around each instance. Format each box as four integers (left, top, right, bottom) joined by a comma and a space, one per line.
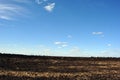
35, 0, 48, 5
0, 15, 11, 20
92, 32, 104, 37
54, 41, 68, 48
0, 0, 56, 21
61, 44, 68, 47
44, 3, 55, 12
35, 0, 56, 12
54, 42, 67, 45
92, 32, 103, 35
0, 3, 27, 20
35, 0, 43, 4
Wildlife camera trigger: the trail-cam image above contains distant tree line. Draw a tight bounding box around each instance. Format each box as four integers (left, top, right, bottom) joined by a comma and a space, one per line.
0, 53, 120, 61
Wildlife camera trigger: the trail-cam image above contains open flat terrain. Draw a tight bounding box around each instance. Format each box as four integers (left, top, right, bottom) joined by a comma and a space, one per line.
0, 53, 120, 80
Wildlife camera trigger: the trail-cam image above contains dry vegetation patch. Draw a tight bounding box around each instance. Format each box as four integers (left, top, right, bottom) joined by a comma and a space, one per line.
0, 54, 120, 80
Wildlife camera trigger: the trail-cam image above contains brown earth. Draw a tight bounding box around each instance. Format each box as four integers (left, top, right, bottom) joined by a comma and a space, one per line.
0, 53, 120, 80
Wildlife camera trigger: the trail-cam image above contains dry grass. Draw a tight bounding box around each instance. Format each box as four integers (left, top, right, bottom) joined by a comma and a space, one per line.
0, 53, 120, 80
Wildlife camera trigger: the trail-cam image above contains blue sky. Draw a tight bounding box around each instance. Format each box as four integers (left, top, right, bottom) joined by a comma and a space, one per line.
0, 0, 120, 57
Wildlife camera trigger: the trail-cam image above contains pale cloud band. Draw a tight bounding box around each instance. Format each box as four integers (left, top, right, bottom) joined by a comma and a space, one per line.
92, 32, 103, 35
